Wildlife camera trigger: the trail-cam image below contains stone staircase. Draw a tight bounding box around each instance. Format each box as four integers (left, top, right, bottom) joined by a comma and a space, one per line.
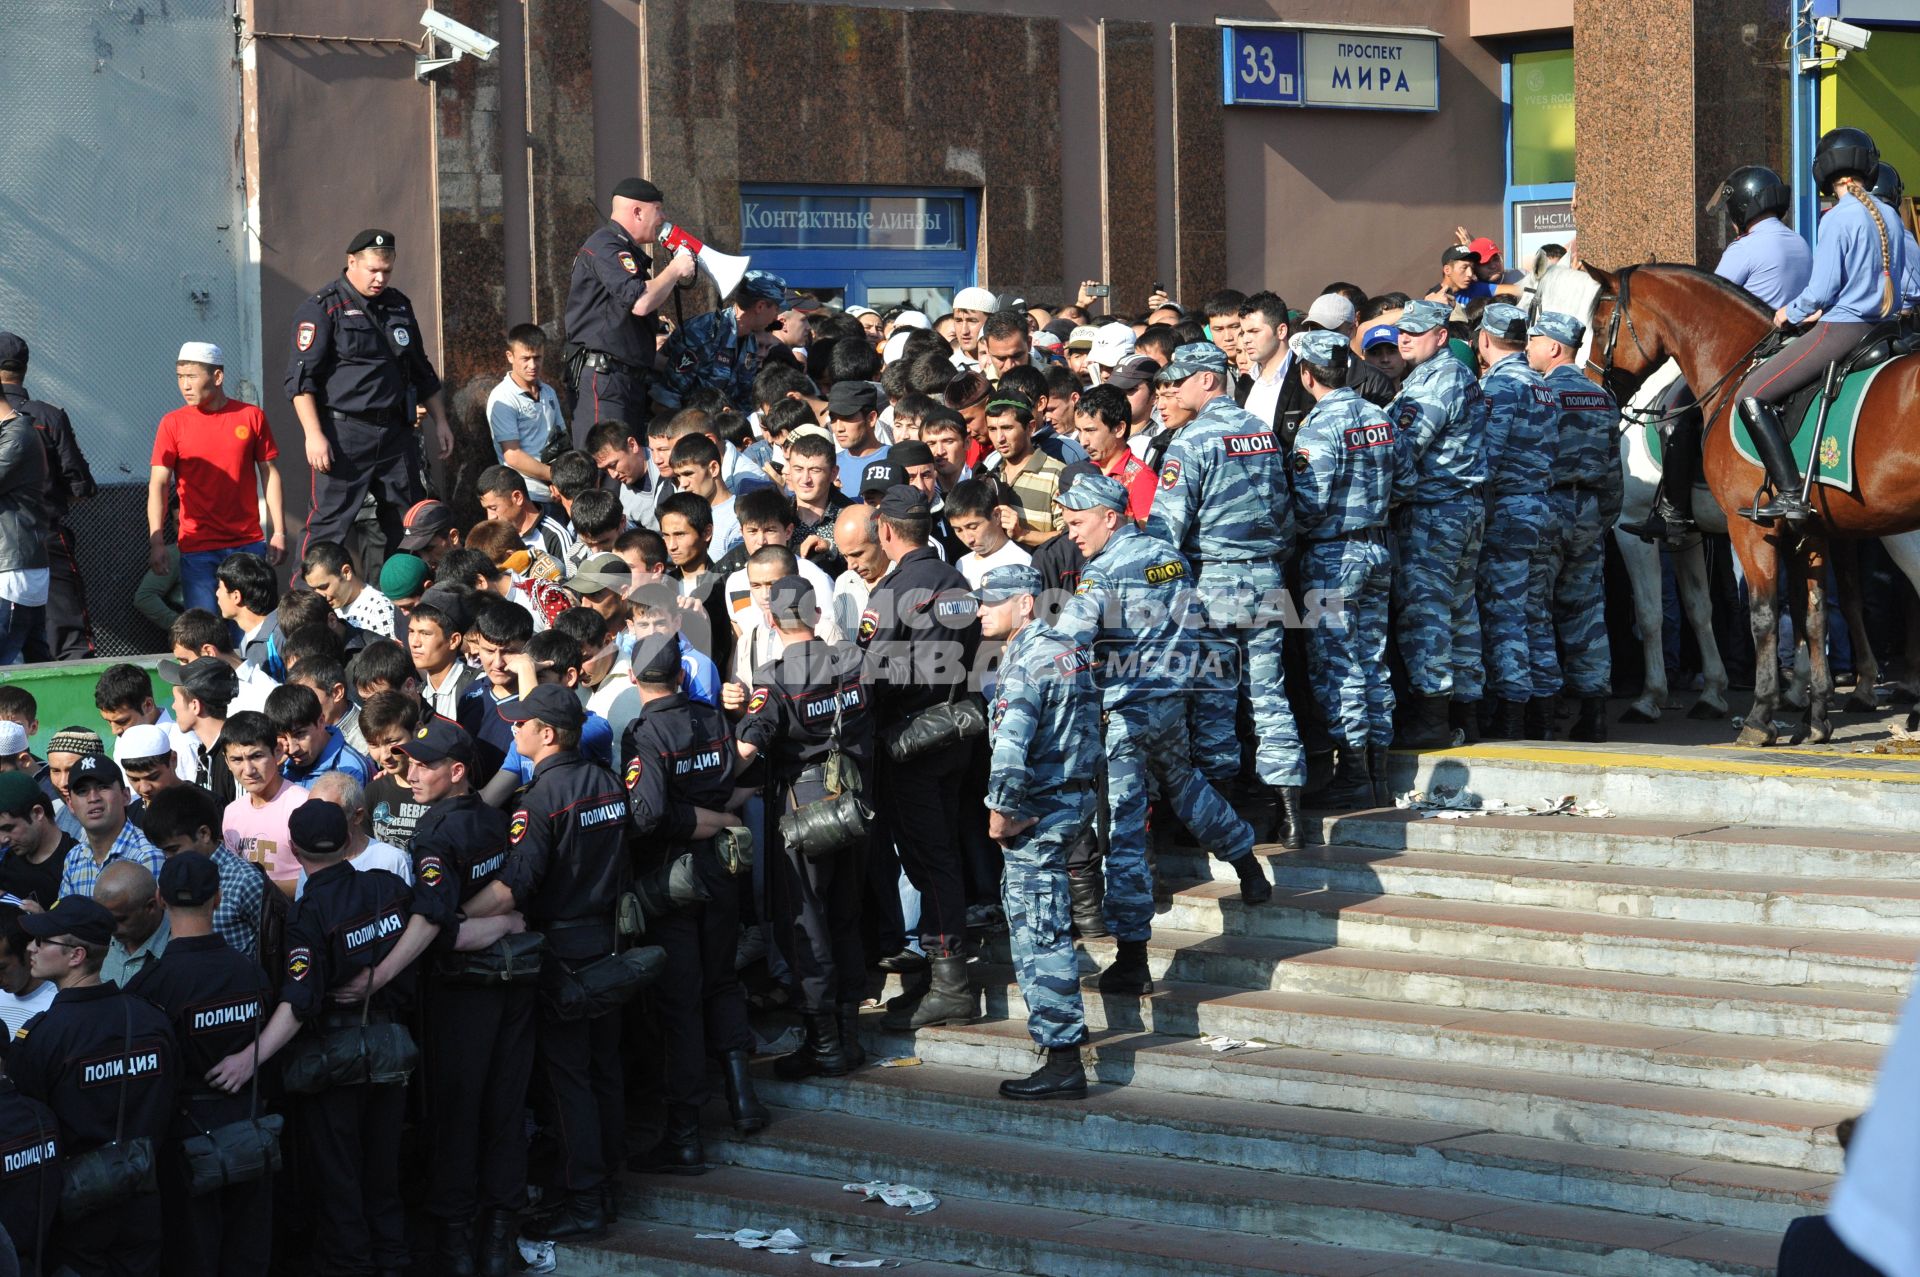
568, 741, 1920, 1275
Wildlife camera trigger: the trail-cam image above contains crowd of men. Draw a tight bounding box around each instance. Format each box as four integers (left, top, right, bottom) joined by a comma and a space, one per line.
0, 171, 1655, 1277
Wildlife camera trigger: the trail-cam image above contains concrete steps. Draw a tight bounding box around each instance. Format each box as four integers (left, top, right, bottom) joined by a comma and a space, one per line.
702, 1106, 1782, 1277
557, 1215, 1012, 1276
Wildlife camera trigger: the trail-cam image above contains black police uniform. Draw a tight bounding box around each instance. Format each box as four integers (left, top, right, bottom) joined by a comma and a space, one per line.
0, 1076, 59, 1274
10, 983, 177, 1277
284, 261, 442, 560
564, 223, 658, 434
0, 384, 95, 661
499, 750, 632, 1210
407, 793, 534, 1231
279, 862, 417, 1276
622, 694, 752, 1115
854, 546, 981, 956
737, 640, 874, 1014
125, 933, 273, 1277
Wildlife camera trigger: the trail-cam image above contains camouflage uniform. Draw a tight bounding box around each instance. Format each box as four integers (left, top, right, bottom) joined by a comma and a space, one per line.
1146, 393, 1303, 788
1389, 334, 1487, 699
1291, 385, 1398, 750
1055, 520, 1256, 943
1540, 362, 1620, 698
986, 604, 1102, 1049
652, 308, 765, 414
1476, 349, 1559, 702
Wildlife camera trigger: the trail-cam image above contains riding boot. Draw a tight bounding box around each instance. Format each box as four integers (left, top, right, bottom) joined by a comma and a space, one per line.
1366, 744, 1394, 808
909, 956, 978, 1029
437, 1217, 478, 1277
1097, 939, 1154, 995
1068, 867, 1109, 938
838, 1003, 868, 1071
1568, 696, 1608, 743
722, 1048, 770, 1134
1231, 852, 1272, 905
1262, 785, 1304, 851
999, 1045, 1090, 1101
478, 1210, 516, 1277
1523, 697, 1553, 741
1736, 398, 1814, 523
628, 1104, 707, 1175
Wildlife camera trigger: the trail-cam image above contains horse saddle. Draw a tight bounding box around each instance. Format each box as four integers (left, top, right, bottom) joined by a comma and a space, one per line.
1732, 329, 1917, 493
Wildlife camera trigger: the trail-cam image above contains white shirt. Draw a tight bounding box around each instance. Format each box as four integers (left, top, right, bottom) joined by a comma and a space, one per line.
957, 539, 1032, 589
234, 662, 277, 714
1128, 417, 1167, 461
831, 570, 874, 645
0, 569, 48, 608
1242, 354, 1291, 429
0, 981, 55, 1037
296, 838, 416, 898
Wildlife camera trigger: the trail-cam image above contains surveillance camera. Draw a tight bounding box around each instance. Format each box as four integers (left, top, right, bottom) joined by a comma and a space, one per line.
421, 8, 499, 61
1815, 16, 1872, 54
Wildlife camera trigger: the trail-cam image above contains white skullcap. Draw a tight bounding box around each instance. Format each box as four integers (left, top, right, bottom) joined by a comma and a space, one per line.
115, 723, 172, 764
177, 341, 225, 367
882, 330, 915, 365
891, 311, 931, 331
952, 287, 1000, 314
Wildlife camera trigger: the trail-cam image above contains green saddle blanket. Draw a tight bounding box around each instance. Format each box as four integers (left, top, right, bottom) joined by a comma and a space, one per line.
1728, 360, 1900, 494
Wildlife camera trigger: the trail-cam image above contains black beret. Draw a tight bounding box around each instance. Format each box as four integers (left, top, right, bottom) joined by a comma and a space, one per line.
347, 229, 397, 254
612, 177, 664, 203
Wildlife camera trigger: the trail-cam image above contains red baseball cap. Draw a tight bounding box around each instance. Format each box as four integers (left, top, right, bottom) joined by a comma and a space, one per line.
1467, 237, 1501, 264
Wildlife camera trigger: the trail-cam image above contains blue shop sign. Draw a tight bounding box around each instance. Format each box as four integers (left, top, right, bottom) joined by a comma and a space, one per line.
740, 193, 967, 252
1222, 23, 1440, 113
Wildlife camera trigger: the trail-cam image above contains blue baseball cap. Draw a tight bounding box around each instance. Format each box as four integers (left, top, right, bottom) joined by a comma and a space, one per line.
1360, 323, 1399, 351
1154, 342, 1229, 382
1056, 473, 1130, 513
1529, 311, 1586, 347
1288, 330, 1349, 370
1396, 299, 1451, 334
1481, 303, 1530, 344
972, 564, 1044, 604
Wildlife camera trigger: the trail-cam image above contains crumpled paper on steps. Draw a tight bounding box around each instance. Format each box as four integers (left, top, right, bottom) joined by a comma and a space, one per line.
1396, 787, 1613, 819
696, 1227, 808, 1253
516, 1238, 557, 1273
843, 1180, 940, 1214
813, 1253, 897, 1268
1199, 1033, 1269, 1052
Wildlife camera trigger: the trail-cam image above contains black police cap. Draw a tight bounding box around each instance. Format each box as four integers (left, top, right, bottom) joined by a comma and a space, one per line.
400, 717, 475, 767
630, 636, 681, 686
612, 177, 664, 203
0, 332, 26, 371
289, 799, 351, 857
876, 485, 930, 519
765, 575, 819, 626
20, 896, 116, 948
158, 853, 221, 907
347, 229, 397, 254
505, 684, 586, 734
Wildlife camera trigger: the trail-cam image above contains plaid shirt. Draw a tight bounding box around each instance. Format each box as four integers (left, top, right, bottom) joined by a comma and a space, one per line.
59, 822, 163, 899
210, 846, 266, 959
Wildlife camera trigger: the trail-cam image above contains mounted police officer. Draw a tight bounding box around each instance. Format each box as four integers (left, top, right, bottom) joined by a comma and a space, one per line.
564, 178, 698, 434
975, 565, 1101, 1099
1054, 475, 1270, 997
286, 229, 455, 559
1529, 313, 1622, 742
1145, 342, 1305, 846
1869, 163, 1920, 308
1388, 299, 1488, 748
1624, 165, 1810, 543
1736, 128, 1911, 524
652, 271, 793, 415
1287, 332, 1399, 809
1475, 303, 1559, 740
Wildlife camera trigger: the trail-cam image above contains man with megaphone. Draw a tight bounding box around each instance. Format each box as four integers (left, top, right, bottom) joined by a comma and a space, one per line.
563, 178, 697, 436
652, 269, 796, 416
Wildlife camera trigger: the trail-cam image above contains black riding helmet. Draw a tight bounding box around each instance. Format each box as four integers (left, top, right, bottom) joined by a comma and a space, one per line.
1812, 127, 1880, 195
1870, 161, 1904, 207
1718, 166, 1791, 232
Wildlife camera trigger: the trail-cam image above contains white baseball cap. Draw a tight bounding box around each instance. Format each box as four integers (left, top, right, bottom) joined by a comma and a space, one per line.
952, 287, 1000, 314
1305, 294, 1357, 331
1088, 322, 1137, 369
115, 723, 173, 764
177, 341, 225, 366
845, 305, 877, 319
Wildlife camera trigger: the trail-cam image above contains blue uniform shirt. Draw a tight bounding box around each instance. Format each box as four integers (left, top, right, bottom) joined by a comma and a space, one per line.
1543, 365, 1619, 491
1713, 216, 1814, 309
1146, 395, 1293, 563
1290, 388, 1397, 541
1479, 352, 1558, 497
1054, 524, 1199, 711
985, 619, 1101, 819
1388, 350, 1486, 505
653, 308, 765, 414
1788, 193, 1914, 324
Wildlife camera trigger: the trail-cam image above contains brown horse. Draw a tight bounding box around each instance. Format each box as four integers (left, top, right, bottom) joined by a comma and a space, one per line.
1580, 261, 1920, 746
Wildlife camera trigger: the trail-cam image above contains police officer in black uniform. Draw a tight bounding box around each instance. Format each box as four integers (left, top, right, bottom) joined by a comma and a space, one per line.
125, 853, 273, 1277
0, 332, 97, 661
563, 178, 698, 435
855, 488, 982, 1030
285, 230, 455, 560
739, 576, 876, 1076
621, 640, 763, 1172
205, 800, 418, 1277
0, 1043, 58, 1276
10, 895, 177, 1277
457, 684, 643, 1241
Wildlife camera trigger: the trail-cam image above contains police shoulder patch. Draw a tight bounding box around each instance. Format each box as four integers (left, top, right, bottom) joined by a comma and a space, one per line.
857, 611, 878, 644
295, 322, 315, 352
747, 687, 770, 714
1293, 450, 1311, 472
1160, 459, 1183, 490
1143, 560, 1186, 586
393, 326, 412, 348
624, 758, 642, 788
418, 856, 445, 887
617, 251, 638, 275
1395, 402, 1419, 429
509, 810, 529, 844
287, 947, 312, 981
1053, 645, 1092, 675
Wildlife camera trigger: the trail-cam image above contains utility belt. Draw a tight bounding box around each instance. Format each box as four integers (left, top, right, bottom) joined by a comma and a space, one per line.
581, 349, 652, 377
1190, 552, 1283, 569
324, 408, 409, 432
1311, 525, 1389, 546
1551, 480, 1606, 495
437, 929, 547, 987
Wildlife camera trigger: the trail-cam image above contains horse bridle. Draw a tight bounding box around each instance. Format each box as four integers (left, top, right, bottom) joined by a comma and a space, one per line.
1585, 263, 1775, 431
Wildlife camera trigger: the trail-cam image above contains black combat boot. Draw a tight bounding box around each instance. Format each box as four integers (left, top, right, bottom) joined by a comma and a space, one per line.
838, 1003, 867, 1071
629, 1104, 707, 1175
1068, 867, 1109, 938
1097, 940, 1154, 995
1263, 785, 1304, 851
1568, 696, 1608, 743
880, 963, 931, 1030
1736, 398, 1814, 523
722, 1048, 770, 1134
1449, 698, 1481, 745
909, 956, 977, 1029
1396, 693, 1453, 749
1524, 697, 1554, 741
1488, 699, 1526, 741
1231, 852, 1272, 905
437, 1217, 477, 1277
776, 1011, 851, 1080
522, 1190, 608, 1242
478, 1210, 516, 1277
999, 1046, 1089, 1101
1306, 747, 1372, 811
1366, 744, 1394, 808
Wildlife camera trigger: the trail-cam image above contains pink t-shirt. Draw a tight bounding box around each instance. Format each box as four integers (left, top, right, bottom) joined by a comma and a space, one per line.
223, 779, 311, 885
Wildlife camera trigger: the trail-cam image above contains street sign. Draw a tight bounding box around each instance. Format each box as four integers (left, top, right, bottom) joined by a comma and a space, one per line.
1223, 23, 1440, 113
1222, 27, 1302, 107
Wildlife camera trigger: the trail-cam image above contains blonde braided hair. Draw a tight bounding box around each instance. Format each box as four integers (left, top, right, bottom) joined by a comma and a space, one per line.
1840, 177, 1896, 317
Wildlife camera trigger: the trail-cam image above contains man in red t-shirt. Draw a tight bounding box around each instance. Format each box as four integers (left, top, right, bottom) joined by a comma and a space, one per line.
147, 342, 286, 615
1071, 385, 1157, 522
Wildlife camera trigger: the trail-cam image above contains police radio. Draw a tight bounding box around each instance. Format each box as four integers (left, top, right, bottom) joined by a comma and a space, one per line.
657, 223, 752, 301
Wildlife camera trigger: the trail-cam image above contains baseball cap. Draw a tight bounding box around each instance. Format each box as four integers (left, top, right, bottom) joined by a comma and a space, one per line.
65, 755, 122, 793
177, 341, 225, 367
1360, 323, 1400, 352
504, 684, 586, 734
1088, 322, 1136, 369
952, 287, 999, 314
827, 381, 882, 418
379, 553, 431, 601
1056, 473, 1129, 513
347, 229, 396, 254
876, 486, 930, 519
289, 799, 351, 856
1031, 330, 1063, 355
1065, 325, 1100, 352
763, 575, 819, 626
1304, 294, 1356, 331
158, 657, 240, 706
1396, 299, 1452, 334
1440, 244, 1478, 266
971, 564, 1043, 604
1530, 311, 1586, 347
1481, 302, 1530, 344
158, 853, 221, 907
0, 333, 27, 369
890, 440, 934, 469
114, 724, 173, 766
612, 177, 664, 203
860, 458, 903, 498
736, 270, 794, 306
1155, 342, 1229, 382
0, 772, 42, 816
630, 636, 682, 685
400, 717, 475, 767
1289, 330, 1350, 370
562, 552, 633, 596
19, 896, 115, 947
1467, 236, 1502, 264
1104, 355, 1163, 392
0, 722, 28, 756
399, 499, 457, 551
